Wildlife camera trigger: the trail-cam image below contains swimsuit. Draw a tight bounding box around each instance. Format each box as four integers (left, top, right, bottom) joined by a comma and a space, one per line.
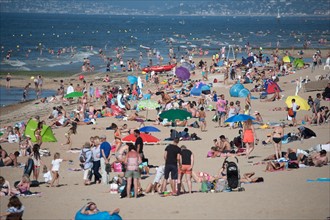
243, 129, 254, 143
273, 137, 282, 144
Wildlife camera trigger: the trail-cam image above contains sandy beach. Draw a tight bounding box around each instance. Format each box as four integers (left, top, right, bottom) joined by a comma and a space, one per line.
0, 49, 330, 220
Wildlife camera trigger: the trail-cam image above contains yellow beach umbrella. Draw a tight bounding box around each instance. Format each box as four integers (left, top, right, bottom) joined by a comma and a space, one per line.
285, 95, 310, 111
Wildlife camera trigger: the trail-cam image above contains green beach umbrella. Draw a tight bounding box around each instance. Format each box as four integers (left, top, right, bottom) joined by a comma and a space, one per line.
159, 109, 192, 122
137, 100, 160, 119
137, 100, 160, 110
64, 92, 84, 99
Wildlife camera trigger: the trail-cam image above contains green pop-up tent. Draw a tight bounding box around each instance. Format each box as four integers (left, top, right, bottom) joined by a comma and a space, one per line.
24, 119, 57, 142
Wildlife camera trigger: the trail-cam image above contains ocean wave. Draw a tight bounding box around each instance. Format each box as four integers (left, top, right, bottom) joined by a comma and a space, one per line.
2, 59, 26, 67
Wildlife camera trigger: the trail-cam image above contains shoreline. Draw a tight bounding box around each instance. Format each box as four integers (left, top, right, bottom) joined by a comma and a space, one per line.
1, 48, 329, 76
2, 12, 330, 18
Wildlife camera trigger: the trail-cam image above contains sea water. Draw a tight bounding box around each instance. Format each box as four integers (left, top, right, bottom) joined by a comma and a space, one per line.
0, 13, 329, 72
0, 86, 56, 107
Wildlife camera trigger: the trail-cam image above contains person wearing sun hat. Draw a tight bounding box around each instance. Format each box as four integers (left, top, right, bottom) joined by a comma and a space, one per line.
80, 142, 93, 185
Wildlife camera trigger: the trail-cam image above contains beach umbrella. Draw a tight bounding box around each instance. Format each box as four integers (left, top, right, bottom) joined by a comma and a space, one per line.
283, 56, 295, 63
175, 67, 190, 80
181, 62, 194, 71
159, 109, 192, 122
139, 126, 161, 133
127, 75, 137, 85
293, 59, 304, 68
122, 133, 160, 144
64, 91, 83, 99
137, 99, 160, 119
225, 114, 255, 123
285, 95, 310, 111
137, 99, 160, 110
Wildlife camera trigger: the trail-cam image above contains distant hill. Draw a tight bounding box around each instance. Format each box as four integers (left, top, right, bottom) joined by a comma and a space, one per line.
0, 0, 329, 16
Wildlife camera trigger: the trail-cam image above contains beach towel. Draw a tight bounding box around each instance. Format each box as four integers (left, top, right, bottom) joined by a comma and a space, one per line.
306, 178, 330, 182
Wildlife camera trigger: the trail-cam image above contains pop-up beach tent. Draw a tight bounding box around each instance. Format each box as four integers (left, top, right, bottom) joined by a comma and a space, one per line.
24, 119, 57, 142
264, 80, 281, 94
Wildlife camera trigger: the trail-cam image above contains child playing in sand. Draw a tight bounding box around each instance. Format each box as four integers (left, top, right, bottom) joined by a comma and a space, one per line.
50, 152, 67, 187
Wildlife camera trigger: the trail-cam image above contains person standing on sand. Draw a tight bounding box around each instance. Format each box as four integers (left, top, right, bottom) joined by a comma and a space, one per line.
291, 98, 300, 126
100, 135, 111, 185
198, 107, 206, 132
37, 75, 43, 92
124, 143, 141, 198
271, 124, 284, 160
34, 122, 43, 147
161, 138, 181, 196
178, 145, 194, 194
6, 73, 11, 88
242, 119, 257, 159
216, 94, 227, 127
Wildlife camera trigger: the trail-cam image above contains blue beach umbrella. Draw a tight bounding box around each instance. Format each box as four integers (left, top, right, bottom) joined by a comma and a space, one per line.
225, 114, 255, 123
139, 126, 161, 133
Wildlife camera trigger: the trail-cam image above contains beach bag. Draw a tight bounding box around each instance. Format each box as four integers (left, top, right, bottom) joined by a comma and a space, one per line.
201, 181, 209, 193
79, 150, 91, 163
212, 114, 219, 122
112, 162, 122, 172
191, 121, 200, 128
288, 108, 294, 117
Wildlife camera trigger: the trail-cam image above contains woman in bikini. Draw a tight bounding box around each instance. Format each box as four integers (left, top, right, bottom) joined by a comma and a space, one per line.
34, 122, 43, 147
0, 151, 19, 167
272, 124, 284, 160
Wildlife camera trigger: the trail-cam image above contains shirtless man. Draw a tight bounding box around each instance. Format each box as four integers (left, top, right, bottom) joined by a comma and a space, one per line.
0, 151, 19, 167
159, 91, 172, 110
218, 135, 232, 153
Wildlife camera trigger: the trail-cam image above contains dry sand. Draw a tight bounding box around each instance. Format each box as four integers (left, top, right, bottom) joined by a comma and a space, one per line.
0, 50, 330, 220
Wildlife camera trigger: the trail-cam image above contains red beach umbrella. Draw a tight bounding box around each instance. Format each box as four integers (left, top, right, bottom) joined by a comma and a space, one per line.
122, 133, 160, 144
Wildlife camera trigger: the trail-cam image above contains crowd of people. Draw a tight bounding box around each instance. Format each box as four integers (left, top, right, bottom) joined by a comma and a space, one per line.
0, 47, 329, 219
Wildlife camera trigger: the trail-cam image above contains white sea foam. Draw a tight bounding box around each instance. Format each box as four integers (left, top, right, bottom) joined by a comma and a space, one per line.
2, 59, 26, 67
